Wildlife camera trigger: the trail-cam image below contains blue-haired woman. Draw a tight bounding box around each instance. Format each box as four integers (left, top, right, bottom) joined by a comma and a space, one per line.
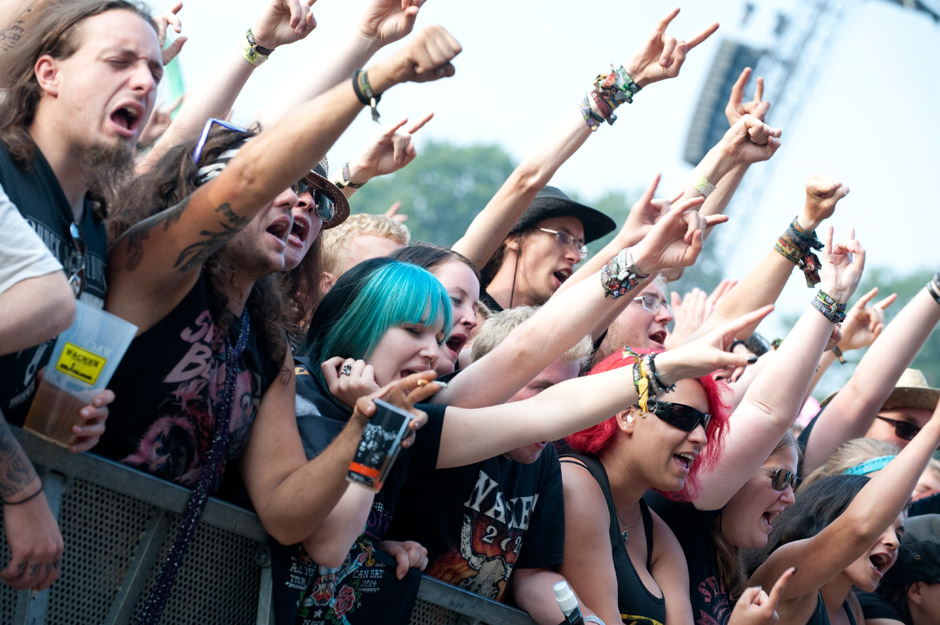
269, 255, 781, 625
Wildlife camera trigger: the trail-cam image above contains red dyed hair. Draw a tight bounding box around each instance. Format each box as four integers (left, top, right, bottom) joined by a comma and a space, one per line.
566, 347, 731, 501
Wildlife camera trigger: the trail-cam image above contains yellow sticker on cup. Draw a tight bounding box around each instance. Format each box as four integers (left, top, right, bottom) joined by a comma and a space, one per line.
55, 342, 107, 385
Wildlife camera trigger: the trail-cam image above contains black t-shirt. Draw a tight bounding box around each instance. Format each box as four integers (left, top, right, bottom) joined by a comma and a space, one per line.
855, 590, 907, 623
95, 275, 280, 487
0, 143, 107, 423
645, 492, 729, 625
271, 364, 445, 625
384, 441, 565, 603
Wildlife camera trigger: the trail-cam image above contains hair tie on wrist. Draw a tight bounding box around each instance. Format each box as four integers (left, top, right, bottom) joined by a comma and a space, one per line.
3, 483, 43, 506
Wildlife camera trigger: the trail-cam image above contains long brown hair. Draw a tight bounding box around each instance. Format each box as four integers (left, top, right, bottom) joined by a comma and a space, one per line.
0, 0, 156, 164
109, 126, 293, 366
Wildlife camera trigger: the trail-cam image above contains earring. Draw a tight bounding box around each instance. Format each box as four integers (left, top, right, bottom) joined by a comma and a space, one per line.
626, 414, 634, 426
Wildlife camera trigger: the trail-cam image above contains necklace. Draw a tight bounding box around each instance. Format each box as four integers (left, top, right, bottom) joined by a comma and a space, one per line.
616, 505, 642, 544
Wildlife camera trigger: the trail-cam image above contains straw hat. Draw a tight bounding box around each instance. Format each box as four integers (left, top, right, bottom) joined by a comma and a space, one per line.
821, 368, 940, 410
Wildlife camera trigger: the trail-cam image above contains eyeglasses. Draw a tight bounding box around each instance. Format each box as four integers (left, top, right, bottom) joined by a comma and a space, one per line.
537, 227, 589, 260
632, 293, 670, 315
761, 467, 797, 491
292, 175, 336, 224
67, 221, 86, 298
875, 416, 921, 442
642, 400, 712, 432
192, 117, 249, 164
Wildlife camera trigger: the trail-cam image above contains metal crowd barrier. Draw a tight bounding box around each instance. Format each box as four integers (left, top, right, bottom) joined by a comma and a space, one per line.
0, 428, 535, 625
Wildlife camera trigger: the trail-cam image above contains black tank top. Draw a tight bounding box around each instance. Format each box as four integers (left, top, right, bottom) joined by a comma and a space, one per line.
805, 593, 858, 625
561, 453, 667, 625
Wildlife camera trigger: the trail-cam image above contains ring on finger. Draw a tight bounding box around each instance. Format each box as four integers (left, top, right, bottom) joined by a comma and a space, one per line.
340, 363, 353, 376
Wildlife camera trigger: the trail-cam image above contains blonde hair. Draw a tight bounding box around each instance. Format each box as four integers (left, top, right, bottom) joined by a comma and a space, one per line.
801, 438, 900, 489
319, 214, 410, 277
470, 305, 592, 369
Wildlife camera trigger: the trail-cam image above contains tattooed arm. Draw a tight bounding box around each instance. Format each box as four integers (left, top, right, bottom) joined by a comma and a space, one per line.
0, 411, 62, 591
106, 26, 462, 333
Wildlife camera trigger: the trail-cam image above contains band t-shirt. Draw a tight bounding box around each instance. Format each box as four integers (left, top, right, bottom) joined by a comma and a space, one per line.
0, 143, 107, 423
271, 362, 445, 625
384, 444, 565, 604
95, 276, 279, 487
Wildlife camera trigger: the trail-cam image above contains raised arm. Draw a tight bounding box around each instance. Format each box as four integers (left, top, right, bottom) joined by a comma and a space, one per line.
137, 0, 317, 173
108, 26, 462, 330
694, 229, 865, 510
690, 176, 849, 342
802, 272, 940, 472
436, 197, 726, 408
437, 307, 771, 468
451, 8, 719, 269
750, 398, 940, 605
255, 0, 424, 128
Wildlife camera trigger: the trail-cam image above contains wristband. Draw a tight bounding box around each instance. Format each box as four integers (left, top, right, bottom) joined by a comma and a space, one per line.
601, 249, 648, 299
238, 28, 271, 67
693, 176, 716, 198
831, 345, 846, 364
2, 483, 43, 506
583, 617, 607, 625
579, 94, 603, 132
245, 28, 274, 56
352, 69, 381, 122
812, 290, 847, 323
334, 162, 365, 190
927, 273, 940, 305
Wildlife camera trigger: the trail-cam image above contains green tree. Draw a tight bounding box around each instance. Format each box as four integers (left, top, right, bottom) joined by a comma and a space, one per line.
347, 141, 515, 246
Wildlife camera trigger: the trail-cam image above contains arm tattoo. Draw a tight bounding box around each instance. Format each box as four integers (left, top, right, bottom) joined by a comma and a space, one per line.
173, 203, 250, 273
0, 417, 38, 499
113, 197, 189, 272
0, 7, 30, 53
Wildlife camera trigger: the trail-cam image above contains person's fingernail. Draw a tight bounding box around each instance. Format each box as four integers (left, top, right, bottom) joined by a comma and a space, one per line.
747, 356, 758, 364
434, 380, 447, 389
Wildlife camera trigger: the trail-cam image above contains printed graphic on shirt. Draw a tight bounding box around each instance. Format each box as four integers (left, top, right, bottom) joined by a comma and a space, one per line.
424, 468, 539, 601
621, 614, 665, 625
121, 309, 258, 486
695, 575, 731, 625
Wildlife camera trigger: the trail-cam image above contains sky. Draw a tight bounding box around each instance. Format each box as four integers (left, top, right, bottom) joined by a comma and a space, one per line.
153, 0, 940, 333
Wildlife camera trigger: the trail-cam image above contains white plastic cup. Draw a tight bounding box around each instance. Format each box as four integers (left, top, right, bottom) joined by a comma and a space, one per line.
24, 301, 137, 447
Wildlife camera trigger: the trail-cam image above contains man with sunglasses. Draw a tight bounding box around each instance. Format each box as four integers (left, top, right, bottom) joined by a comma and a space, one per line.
0, 1, 158, 423
481, 186, 615, 312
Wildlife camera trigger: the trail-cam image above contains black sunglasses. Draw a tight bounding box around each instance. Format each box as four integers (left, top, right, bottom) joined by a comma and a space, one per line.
291, 176, 336, 224
67, 221, 86, 298
875, 416, 920, 441
643, 400, 711, 432
761, 467, 797, 491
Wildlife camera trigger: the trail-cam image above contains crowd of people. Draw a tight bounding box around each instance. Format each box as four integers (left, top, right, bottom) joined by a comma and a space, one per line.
0, 1, 938, 625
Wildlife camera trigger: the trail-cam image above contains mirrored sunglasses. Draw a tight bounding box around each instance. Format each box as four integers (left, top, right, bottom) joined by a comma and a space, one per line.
761, 467, 797, 491
291, 177, 336, 224
643, 400, 711, 432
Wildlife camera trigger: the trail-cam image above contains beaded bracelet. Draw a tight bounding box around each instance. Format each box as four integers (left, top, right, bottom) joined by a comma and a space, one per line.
646, 353, 676, 394
2, 483, 43, 506
588, 65, 641, 125
352, 69, 381, 122
601, 249, 649, 298
812, 289, 847, 323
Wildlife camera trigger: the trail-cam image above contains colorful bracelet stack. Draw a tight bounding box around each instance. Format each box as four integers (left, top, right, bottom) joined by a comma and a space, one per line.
601, 249, 649, 299
812, 289, 847, 323
238, 28, 273, 66
579, 65, 641, 130
927, 272, 940, 305
774, 217, 824, 287
352, 69, 381, 122
623, 348, 674, 413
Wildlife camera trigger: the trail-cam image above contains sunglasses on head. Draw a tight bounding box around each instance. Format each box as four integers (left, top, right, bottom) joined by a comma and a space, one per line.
192, 117, 249, 164
761, 467, 797, 491
875, 415, 921, 441
641, 400, 711, 432
291, 175, 336, 224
